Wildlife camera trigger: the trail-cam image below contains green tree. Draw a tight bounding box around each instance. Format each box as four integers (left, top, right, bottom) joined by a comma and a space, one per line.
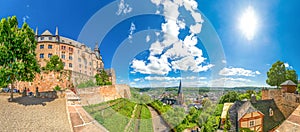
286, 69, 298, 84
44, 55, 63, 72
95, 69, 111, 86
224, 111, 231, 131
266, 61, 286, 88
0, 16, 40, 101
219, 91, 240, 104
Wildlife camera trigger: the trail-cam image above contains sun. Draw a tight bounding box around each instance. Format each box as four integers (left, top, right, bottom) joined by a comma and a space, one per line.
239, 6, 258, 40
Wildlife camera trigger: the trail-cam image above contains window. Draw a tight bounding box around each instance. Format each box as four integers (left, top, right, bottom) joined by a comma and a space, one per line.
269, 108, 274, 116
41, 37, 44, 40
61, 52, 65, 59
40, 45, 44, 49
48, 45, 52, 49
63, 62, 65, 67
249, 120, 255, 127
48, 53, 52, 58
69, 63, 72, 68
69, 47, 73, 52
79, 64, 82, 68
80, 70, 81, 73
78, 58, 81, 62
61, 46, 66, 50
69, 54, 73, 60
49, 37, 52, 40
39, 53, 44, 58
89, 62, 92, 66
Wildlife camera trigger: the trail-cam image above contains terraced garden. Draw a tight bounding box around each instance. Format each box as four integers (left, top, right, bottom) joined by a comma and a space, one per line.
83, 98, 153, 132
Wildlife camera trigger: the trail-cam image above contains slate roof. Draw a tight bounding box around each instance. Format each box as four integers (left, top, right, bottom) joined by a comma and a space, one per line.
229, 99, 285, 132
281, 80, 297, 86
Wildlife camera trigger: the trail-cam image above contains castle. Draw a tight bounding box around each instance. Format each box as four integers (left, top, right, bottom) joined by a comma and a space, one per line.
35, 27, 104, 76
17, 27, 116, 92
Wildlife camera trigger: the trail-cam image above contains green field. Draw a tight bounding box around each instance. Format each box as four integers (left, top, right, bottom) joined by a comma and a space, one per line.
84, 98, 153, 132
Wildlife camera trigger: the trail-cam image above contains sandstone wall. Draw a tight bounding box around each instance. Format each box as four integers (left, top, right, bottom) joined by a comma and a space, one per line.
71, 71, 95, 86
262, 88, 300, 118
115, 84, 131, 98
17, 71, 72, 93
76, 84, 131, 106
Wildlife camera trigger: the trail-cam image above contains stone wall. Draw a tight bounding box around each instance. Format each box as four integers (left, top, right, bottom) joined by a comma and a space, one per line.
76, 84, 131, 106
115, 84, 131, 98
17, 71, 72, 93
262, 88, 300, 118
71, 71, 95, 86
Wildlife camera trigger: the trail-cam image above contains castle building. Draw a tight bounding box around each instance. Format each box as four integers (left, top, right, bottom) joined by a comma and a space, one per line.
35, 27, 104, 76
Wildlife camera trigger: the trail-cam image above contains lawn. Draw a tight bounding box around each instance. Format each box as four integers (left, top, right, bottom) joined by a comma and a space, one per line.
84, 98, 153, 132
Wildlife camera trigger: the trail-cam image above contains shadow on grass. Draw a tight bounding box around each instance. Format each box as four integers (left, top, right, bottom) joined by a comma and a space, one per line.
9, 96, 55, 106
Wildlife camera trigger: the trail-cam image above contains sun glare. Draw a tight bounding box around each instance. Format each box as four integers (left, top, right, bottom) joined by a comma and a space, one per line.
239, 6, 258, 40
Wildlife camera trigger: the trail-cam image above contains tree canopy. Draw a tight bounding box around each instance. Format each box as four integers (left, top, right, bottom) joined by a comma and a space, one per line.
44, 55, 64, 72
266, 60, 298, 88
266, 61, 287, 88
0, 16, 40, 100
95, 69, 111, 86
286, 69, 298, 84
218, 91, 240, 104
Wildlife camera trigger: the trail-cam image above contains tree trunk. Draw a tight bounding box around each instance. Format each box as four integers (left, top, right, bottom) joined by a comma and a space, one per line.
9, 82, 14, 102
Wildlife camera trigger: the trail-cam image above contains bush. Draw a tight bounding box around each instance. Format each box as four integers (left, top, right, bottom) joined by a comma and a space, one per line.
54, 85, 61, 91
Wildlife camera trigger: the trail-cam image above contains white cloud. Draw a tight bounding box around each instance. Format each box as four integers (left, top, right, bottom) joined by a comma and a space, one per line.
284, 63, 293, 69
116, 0, 132, 15
131, 55, 171, 75
219, 67, 260, 77
128, 22, 136, 42
131, 0, 211, 75
130, 82, 136, 86
142, 76, 207, 82
22, 16, 29, 23
210, 77, 252, 87
146, 35, 150, 42
284, 63, 289, 68
134, 78, 141, 82
145, 76, 181, 81
222, 60, 227, 64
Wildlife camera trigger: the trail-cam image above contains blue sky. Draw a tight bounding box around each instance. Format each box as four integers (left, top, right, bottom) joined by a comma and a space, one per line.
1, 0, 299, 87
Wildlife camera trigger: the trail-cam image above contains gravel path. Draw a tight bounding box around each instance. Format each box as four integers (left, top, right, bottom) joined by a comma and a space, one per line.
148, 106, 170, 132
0, 95, 72, 132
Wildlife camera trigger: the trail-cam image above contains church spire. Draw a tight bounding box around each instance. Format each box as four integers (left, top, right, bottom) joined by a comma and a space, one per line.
178, 80, 182, 94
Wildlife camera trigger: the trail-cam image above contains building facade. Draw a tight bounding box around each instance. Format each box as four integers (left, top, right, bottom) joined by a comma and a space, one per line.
35, 27, 104, 77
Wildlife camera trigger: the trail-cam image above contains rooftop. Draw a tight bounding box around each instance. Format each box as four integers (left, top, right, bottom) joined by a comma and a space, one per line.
281, 80, 297, 86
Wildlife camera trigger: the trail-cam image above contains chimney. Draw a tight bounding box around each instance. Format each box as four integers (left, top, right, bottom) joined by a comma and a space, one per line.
250, 94, 257, 103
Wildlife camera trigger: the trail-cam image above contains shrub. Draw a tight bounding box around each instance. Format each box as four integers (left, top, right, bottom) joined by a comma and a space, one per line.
54, 85, 61, 91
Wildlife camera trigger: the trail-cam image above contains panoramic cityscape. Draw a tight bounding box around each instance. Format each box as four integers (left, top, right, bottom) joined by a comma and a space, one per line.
1, 0, 300, 132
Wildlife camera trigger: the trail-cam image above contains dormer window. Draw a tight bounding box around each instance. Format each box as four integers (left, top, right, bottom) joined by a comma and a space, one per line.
269, 108, 274, 116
